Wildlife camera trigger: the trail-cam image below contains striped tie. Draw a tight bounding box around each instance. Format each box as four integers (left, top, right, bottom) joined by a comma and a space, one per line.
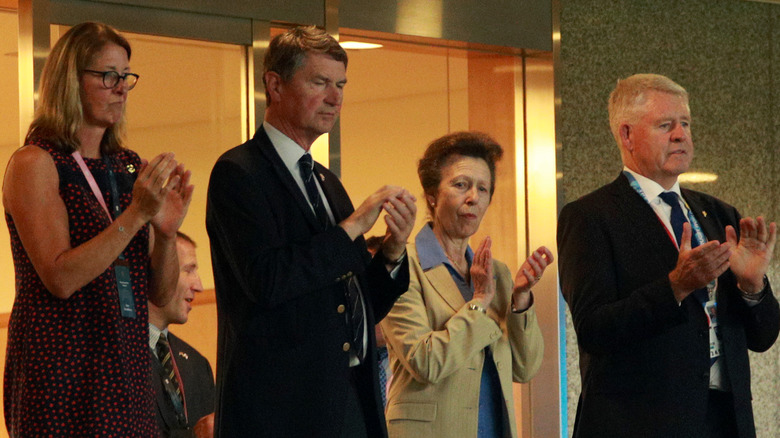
298, 154, 364, 360
346, 277, 365, 361
156, 333, 185, 421
298, 154, 330, 230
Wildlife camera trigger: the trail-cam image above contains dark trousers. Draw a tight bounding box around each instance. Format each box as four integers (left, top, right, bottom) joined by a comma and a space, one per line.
340, 369, 369, 438
705, 389, 739, 438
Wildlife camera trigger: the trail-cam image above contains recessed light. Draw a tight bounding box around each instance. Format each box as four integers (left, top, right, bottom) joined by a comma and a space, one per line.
340, 41, 383, 50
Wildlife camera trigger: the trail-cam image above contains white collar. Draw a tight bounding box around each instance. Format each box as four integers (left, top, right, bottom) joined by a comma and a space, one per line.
264, 121, 310, 175
623, 167, 681, 201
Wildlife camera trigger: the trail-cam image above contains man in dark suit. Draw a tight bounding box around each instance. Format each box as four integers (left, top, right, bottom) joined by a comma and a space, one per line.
558, 74, 779, 438
149, 232, 215, 438
206, 26, 416, 438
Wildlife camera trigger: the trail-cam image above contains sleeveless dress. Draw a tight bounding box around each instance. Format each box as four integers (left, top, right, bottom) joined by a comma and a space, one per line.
4, 138, 157, 437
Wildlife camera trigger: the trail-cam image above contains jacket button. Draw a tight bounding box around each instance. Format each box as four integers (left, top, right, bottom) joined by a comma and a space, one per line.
337, 304, 346, 314
346, 271, 353, 277
343, 342, 351, 352
701, 372, 709, 381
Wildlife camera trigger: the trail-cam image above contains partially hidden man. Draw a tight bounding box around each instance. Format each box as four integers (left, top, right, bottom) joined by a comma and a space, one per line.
206, 26, 416, 438
149, 232, 214, 438
558, 74, 779, 438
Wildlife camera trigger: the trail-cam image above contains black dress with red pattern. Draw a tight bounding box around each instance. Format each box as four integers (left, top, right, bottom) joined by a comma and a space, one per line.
4, 138, 157, 437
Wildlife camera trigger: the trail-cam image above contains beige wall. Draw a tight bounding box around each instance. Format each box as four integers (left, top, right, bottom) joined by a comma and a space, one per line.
0, 10, 20, 311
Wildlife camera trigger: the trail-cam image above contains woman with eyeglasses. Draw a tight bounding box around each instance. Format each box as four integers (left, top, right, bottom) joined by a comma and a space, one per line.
2, 22, 193, 436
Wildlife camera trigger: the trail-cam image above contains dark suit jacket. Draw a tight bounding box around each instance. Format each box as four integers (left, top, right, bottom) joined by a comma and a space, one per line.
558, 173, 780, 438
152, 333, 215, 438
206, 127, 409, 438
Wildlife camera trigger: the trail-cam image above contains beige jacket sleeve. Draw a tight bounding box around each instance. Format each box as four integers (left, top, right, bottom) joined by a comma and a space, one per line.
494, 261, 544, 382
381, 245, 543, 385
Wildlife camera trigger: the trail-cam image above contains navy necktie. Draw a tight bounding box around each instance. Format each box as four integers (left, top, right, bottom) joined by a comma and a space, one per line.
658, 191, 686, 247
298, 154, 365, 360
298, 154, 330, 230
659, 191, 708, 302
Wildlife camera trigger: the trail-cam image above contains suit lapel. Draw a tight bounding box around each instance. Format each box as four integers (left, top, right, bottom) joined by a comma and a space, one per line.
316, 162, 351, 223
609, 174, 680, 262
252, 128, 323, 231
424, 264, 467, 313
682, 190, 724, 243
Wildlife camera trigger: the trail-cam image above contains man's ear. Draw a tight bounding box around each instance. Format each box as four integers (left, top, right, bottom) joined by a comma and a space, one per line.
619, 124, 632, 151
265, 71, 282, 103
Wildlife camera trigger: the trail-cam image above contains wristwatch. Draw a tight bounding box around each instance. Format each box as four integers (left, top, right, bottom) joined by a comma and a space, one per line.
468, 303, 487, 314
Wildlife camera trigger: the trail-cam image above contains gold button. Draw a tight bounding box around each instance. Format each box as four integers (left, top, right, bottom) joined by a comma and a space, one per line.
346, 271, 353, 277
342, 342, 351, 352
337, 304, 346, 314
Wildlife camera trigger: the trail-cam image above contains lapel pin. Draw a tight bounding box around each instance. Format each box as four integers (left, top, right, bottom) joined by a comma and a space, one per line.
178, 352, 189, 360
126, 164, 136, 173
702, 210, 707, 217
320, 174, 325, 182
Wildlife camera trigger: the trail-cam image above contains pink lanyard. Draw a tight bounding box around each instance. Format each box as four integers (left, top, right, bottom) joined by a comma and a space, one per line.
72, 151, 113, 222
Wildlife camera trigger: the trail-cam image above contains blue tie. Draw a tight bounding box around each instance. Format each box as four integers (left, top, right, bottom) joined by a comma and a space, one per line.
659, 191, 708, 303
299, 154, 365, 360
298, 154, 330, 230
658, 191, 686, 247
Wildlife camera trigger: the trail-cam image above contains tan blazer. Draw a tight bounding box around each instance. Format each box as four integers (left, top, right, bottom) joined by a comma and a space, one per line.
380, 242, 544, 437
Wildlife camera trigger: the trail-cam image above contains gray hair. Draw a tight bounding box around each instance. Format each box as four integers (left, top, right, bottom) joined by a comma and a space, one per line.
608, 73, 689, 146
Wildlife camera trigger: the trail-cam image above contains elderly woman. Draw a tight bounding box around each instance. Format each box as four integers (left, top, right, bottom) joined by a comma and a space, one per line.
381, 132, 552, 437
2, 22, 192, 436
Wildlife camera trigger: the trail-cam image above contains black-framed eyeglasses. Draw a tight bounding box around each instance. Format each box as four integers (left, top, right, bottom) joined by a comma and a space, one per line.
83, 69, 140, 90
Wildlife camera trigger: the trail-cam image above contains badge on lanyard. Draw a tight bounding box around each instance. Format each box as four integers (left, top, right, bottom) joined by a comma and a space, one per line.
705, 299, 721, 359
114, 259, 137, 318
73, 152, 137, 318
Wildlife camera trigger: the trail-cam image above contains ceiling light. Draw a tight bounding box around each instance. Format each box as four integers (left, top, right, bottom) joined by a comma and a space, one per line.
339, 41, 383, 50
678, 172, 718, 183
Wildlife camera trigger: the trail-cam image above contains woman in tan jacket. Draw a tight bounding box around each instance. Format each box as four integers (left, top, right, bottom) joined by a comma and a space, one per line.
381, 132, 552, 437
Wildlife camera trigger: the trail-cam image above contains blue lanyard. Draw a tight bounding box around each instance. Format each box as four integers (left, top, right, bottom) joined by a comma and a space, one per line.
623, 171, 717, 302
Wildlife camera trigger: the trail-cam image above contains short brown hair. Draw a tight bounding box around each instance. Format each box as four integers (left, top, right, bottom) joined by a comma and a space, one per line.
25, 22, 132, 154
263, 25, 347, 104
418, 131, 503, 217
176, 231, 196, 247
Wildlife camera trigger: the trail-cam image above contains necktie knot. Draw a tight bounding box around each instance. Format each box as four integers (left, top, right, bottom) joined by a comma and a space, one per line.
298, 154, 330, 230
156, 332, 170, 357
658, 191, 679, 207
299, 153, 314, 177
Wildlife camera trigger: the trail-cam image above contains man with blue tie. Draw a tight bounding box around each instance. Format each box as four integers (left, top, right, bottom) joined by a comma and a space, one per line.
206, 26, 416, 438
558, 73, 779, 438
